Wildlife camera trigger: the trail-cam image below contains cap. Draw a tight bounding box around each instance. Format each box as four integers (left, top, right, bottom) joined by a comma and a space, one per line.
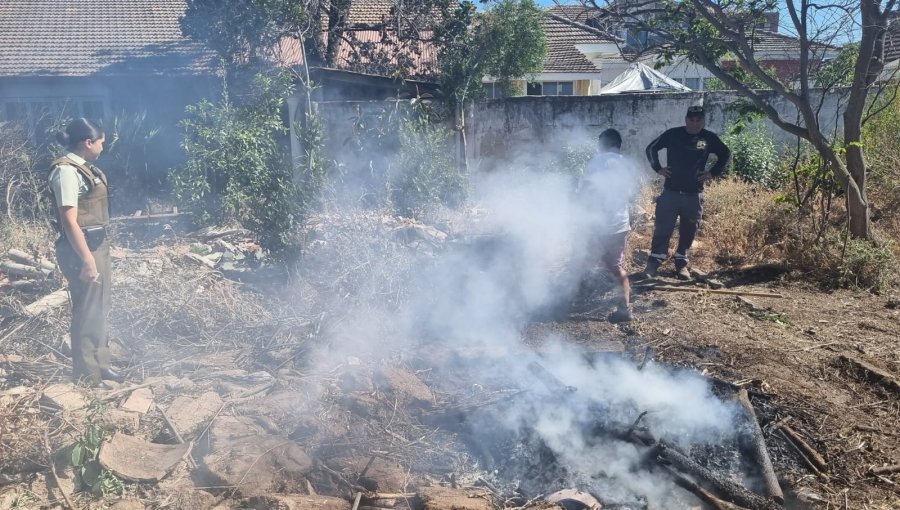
686, 105, 705, 116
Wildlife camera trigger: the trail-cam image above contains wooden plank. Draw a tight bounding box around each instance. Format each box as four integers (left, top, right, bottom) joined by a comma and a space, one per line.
23, 289, 68, 316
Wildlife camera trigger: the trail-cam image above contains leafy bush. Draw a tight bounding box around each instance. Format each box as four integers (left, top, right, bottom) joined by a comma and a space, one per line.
103, 110, 165, 213
389, 112, 466, 216
722, 121, 780, 188
171, 71, 304, 254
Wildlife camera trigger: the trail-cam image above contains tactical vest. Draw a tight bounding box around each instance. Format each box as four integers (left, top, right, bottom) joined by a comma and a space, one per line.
49, 156, 109, 231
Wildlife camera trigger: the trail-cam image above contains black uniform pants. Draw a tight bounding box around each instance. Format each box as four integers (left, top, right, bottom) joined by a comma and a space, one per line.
649, 189, 703, 268
56, 238, 112, 384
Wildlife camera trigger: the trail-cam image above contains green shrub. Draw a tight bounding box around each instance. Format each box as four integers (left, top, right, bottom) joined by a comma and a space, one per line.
171, 71, 303, 254
389, 113, 466, 216
722, 121, 780, 188
103, 110, 164, 213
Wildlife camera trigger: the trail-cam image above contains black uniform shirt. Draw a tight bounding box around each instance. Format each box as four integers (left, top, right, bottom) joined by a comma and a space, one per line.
645, 127, 731, 193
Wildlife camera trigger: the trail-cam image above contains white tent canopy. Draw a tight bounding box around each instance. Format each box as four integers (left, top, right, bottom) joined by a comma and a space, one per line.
598, 62, 692, 94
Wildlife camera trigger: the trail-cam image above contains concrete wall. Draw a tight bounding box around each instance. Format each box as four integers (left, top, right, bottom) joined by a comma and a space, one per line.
307, 90, 846, 178
466, 90, 846, 169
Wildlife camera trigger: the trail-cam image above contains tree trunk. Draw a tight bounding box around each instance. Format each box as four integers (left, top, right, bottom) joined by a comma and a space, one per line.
845, 152, 871, 238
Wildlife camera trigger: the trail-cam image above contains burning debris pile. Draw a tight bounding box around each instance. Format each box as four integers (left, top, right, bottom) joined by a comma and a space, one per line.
0, 170, 837, 509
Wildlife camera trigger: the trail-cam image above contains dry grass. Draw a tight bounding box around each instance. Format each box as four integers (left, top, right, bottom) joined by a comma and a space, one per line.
700, 177, 788, 265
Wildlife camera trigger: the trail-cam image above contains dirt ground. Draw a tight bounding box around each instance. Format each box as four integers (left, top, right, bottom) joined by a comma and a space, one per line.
1, 214, 899, 510
538, 260, 900, 509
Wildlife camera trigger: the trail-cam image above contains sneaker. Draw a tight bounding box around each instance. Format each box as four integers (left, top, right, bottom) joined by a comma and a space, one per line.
609, 306, 633, 323
675, 265, 691, 280
643, 257, 662, 278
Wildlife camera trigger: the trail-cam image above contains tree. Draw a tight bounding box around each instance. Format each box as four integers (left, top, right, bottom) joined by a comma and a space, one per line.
559, 0, 897, 240
437, 0, 548, 170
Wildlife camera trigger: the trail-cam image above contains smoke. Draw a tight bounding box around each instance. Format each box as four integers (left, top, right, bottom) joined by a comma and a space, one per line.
308, 131, 743, 508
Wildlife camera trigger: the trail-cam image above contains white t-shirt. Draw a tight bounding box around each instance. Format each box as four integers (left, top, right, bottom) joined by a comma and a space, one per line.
579, 151, 637, 234
49, 153, 91, 208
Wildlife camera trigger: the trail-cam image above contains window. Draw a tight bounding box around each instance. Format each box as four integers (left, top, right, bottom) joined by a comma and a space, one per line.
483, 82, 507, 99
0, 97, 107, 141
527, 81, 575, 96
684, 78, 701, 90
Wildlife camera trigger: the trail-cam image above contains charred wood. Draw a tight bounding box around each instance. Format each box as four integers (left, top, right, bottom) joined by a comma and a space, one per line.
737, 389, 784, 503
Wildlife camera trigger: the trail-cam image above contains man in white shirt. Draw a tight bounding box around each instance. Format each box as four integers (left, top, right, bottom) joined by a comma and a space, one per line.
577, 129, 638, 323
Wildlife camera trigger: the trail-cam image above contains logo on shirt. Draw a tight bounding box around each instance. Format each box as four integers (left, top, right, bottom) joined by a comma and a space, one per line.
696, 139, 707, 150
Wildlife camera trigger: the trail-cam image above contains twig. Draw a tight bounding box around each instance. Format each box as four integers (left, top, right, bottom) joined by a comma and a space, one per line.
870, 464, 900, 476
156, 403, 198, 469
42, 428, 77, 510
351, 492, 363, 510
774, 423, 828, 472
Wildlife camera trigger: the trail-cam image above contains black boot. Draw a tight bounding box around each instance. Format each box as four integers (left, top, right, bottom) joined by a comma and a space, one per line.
100, 368, 125, 383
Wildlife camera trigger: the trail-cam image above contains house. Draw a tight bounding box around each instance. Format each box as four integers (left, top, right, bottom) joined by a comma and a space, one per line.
0, 0, 216, 155
484, 5, 839, 96
0, 0, 441, 141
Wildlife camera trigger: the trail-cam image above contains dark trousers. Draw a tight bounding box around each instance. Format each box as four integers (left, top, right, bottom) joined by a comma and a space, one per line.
56, 238, 112, 384
649, 189, 703, 268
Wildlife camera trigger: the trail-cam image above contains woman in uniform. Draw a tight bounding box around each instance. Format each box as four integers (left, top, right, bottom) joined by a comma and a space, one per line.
49, 118, 123, 386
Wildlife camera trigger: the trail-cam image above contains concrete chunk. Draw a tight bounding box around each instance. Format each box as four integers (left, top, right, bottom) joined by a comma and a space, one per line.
98, 433, 192, 482
166, 391, 223, 438
121, 387, 154, 414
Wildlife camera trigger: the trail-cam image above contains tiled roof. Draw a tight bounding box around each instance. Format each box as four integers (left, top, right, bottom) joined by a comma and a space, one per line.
745, 29, 837, 58
0, 0, 215, 77
544, 7, 614, 73
276, 30, 438, 80
885, 14, 900, 63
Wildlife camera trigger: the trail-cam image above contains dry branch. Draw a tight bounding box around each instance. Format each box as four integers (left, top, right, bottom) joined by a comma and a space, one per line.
839, 355, 900, 394
737, 389, 784, 503
774, 423, 828, 473
642, 285, 785, 298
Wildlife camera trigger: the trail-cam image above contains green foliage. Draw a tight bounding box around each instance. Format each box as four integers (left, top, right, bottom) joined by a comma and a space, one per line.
438, 0, 547, 104
838, 236, 896, 291
181, 0, 308, 68
172, 71, 302, 254
747, 308, 789, 325
69, 398, 125, 497
722, 121, 780, 188
548, 142, 595, 186
390, 111, 466, 216
103, 109, 164, 212
814, 43, 859, 89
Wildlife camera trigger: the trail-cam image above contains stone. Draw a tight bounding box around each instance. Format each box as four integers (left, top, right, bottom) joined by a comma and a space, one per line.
121, 387, 154, 414
41, 384, 86, 412
98, 433, 192, 482
375, 366, 434, 408
166, 391, 223, 438
419, 486, 494, 510
246, 495, 351, 510
96, 409, 141, 433
202, 435, 313, 497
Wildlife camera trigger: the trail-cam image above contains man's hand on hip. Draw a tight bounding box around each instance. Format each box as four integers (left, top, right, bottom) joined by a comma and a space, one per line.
657, 167, 672, 178
697, 171, 713, 183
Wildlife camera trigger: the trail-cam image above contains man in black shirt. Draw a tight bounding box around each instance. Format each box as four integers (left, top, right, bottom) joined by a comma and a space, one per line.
644, 105, 731, 279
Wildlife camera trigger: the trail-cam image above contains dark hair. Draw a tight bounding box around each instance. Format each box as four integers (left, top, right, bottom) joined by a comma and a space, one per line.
56, 118, 104, 149
598, 128, 622, 150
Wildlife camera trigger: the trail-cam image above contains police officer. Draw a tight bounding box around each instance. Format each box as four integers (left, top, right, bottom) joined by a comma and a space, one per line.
644, 105, 731, 280
49, 118, 124, 386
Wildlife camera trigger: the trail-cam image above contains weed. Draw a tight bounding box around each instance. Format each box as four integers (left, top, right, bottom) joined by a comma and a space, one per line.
747, 309, 789, 325
69, 396, 125, 497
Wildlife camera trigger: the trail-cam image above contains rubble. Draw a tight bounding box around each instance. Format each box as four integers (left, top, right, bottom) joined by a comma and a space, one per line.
165, 391, 224, 438
40, 383, 86, 412
418, 486, 494, 510
98, 433, 192, 482
202, 415, 315, 496
121, 387, 154, 414
246, 494, 351, 510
